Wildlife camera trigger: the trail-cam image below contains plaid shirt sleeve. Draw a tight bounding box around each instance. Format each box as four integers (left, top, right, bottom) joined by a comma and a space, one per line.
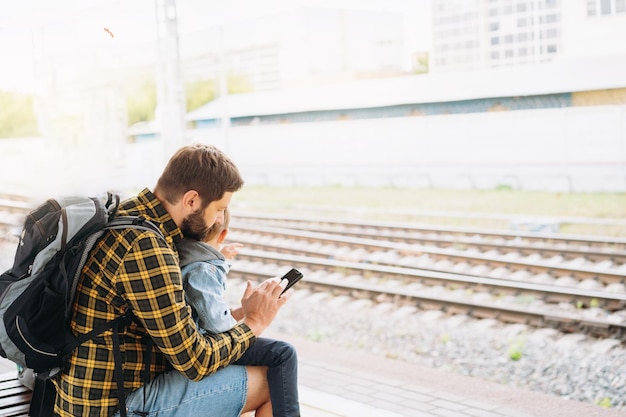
117, 231, 255, 380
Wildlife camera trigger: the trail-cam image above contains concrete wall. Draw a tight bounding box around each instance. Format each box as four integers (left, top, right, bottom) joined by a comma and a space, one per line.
185, 104, 626, 192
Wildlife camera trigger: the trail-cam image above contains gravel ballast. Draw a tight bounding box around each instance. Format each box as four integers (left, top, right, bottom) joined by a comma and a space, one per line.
250, 284, 626, 413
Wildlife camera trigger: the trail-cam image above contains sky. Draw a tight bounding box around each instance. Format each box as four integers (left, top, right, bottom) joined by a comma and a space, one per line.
0, 0, 431, 93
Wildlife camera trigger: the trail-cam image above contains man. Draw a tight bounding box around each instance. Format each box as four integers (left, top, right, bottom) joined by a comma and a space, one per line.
53, 144, 291, 416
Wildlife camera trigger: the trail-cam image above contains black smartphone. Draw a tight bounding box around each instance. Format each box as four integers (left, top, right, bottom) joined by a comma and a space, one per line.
280, 268, 303, 295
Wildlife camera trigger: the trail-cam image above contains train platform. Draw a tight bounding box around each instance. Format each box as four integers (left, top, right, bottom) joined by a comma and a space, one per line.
0, 333, 624, 417
274, 331, 626, 417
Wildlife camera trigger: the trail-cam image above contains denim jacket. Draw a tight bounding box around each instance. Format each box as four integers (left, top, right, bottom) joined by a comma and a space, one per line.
177, 239, 237, 333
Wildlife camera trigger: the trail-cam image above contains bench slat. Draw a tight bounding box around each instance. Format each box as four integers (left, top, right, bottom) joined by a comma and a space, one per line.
0, 379, 24, 390
0, 371, 32, 417
0, 371, 20, 382
0, 391, 31, 407
0, 385, 31, 398
0, 402, 30, 417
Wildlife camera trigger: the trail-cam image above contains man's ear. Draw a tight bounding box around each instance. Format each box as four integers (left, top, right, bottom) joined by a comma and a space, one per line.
180, 190, 201, 213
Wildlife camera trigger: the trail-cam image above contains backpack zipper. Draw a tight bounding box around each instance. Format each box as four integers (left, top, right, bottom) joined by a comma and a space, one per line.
15, 317, 57, 357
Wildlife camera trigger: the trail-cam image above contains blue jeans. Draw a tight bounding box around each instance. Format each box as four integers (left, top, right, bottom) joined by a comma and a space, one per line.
114, 365, 247, 417
234, 337, 300, 417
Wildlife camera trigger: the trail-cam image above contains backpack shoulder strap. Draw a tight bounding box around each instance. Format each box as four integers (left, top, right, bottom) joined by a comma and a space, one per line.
67, 215, 166, 309
106, 216, 165, 241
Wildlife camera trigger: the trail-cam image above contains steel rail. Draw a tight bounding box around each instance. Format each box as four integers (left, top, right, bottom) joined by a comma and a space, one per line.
230, 222, 626, 286
234, 248, 626, 309
234, 212, 626, 253
230, 249, 626, 340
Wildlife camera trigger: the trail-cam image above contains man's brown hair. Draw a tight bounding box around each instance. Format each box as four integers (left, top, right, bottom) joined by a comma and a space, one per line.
155, 144, 244, 208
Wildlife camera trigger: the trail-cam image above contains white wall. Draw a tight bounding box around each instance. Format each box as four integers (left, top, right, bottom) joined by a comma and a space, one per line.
187, 105, 626, 192
560, 0, 626, 59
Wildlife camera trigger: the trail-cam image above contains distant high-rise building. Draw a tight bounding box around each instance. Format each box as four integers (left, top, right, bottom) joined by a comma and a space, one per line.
562, 0, 626, 59
585, 0, 626, 16
431, 0, 563, 73
430, 0, 626, 73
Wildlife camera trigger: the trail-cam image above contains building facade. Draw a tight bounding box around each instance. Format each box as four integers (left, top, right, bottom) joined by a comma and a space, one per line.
430, 0, 626, 73
431, 0, 563, 72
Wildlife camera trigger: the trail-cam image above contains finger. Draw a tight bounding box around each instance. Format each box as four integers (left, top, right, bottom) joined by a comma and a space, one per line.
269, 278, 288, 297
279, 288, 293, 301
242, 280, 254, 298
265, 277, 281, 285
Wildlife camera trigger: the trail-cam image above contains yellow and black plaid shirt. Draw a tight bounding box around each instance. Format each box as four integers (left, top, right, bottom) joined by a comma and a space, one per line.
53, 189, 255, 417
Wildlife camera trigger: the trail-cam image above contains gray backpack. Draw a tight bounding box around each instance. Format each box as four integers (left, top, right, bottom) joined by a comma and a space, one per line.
0, 193, 163, 417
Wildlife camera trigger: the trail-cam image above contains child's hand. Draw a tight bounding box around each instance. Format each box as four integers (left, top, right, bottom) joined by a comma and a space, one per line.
220, 243, 243, 260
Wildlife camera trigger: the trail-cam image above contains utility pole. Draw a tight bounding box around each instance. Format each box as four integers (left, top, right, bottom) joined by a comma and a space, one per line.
155, 0, 187, 161
218, 25, 231, 154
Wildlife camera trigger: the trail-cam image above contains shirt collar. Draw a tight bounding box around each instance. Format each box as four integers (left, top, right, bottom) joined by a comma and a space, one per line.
120, 188, 184, 244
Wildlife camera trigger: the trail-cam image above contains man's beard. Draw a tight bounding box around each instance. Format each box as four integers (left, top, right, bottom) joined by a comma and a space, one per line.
180, 209, 210, 241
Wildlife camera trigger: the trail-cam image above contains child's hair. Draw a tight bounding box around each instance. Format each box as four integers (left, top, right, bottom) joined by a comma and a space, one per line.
204, 207, 231, 242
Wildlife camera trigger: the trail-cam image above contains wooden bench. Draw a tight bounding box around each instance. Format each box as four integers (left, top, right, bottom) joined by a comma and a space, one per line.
0, 371, 31, 417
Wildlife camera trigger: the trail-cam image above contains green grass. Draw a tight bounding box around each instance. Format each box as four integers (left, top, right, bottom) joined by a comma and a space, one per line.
232, 186, 626, 237
507, 334, 526, 361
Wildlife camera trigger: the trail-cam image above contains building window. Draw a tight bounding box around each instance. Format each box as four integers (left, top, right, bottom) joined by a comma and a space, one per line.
489, 22, 499, 31
547, 44, 557, 53
505, 49, 514, 57
588, 0, 626, 15
491, 36, 500, 45
519, 47, 528, 56
587, 0, 597, 15
545, 13, 558, 23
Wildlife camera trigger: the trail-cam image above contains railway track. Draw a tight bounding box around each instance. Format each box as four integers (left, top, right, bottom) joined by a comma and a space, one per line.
225, 247, 626, 341
1, 195, 626, 340
224, 216, 626, 341
228, 221, 626, 286
233, 213, 626, 260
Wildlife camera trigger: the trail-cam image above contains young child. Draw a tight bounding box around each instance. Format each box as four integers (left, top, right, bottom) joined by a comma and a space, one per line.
177, 208, 300, 417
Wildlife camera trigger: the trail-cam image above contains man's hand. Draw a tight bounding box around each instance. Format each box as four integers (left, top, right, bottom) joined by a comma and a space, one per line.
241, 278, 292, 336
